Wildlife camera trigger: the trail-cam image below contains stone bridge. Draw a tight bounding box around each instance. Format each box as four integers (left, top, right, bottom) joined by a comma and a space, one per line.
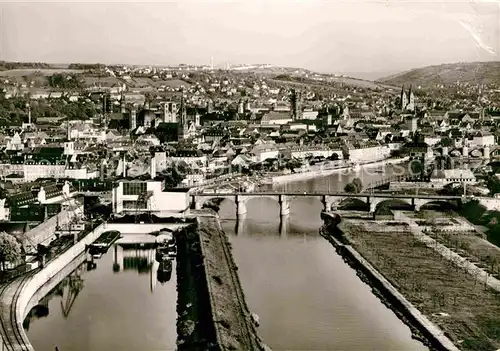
438, 145, 500, 158
191, 192, 464, 218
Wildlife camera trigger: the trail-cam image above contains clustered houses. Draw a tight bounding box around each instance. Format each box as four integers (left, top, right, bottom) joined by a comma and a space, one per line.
1, 62, 500, 219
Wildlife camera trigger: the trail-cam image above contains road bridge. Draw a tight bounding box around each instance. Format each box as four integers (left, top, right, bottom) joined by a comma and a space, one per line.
191, 192, 465, 218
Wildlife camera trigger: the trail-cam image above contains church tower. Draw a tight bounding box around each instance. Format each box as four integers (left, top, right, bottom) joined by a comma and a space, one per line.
400, 85, 408, 111
291, 89, 302, 120
178, 92, 189, 141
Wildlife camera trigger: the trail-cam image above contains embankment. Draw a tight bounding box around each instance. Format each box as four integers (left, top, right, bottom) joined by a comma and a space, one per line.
176, 212, 265, 351
320, 213, 459, 351
0, 221, 187, 351
271, 157, 409, 184
0, 223, 108, 351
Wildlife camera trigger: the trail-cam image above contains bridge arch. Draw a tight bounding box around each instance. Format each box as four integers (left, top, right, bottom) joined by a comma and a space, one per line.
193, 195, 236, 211
469, 147, 484, 158
371, 198, 413, 213
414, 199, 458, 211
490, 148, 500, 157
335, 197, 370, 211
287, 195, 325, 214
449, 148, 462, 157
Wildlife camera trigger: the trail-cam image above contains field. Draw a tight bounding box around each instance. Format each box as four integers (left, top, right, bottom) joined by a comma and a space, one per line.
126, 78, 190, 89
341, 219, 500, 351
83, 76, 124, 88
270, 76, 394, 91
378, 61, 500, 87
430, 231, 500, 278
0, 68, 83, 77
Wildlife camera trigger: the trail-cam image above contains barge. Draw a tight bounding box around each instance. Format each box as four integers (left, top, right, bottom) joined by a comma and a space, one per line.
88, 230, 121, 255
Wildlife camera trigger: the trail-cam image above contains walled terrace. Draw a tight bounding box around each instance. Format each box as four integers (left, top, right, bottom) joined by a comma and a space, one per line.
322, 212, 500, 351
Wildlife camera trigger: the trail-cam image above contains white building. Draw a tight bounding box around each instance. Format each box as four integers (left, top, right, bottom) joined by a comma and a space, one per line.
111, 180, 190, 214
430, 169, 477, 186
250, 143, 279, 162
301, 110, 319, 120
286, 146, 343, 160
472, 131, 495, 147
348, 144, 390, 163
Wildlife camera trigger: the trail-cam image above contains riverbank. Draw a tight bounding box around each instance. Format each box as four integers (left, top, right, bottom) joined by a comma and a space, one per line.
270, 157, 409, 185
0, 221, 186, 351
176, 212, 265, 350
322, 213, 500, 351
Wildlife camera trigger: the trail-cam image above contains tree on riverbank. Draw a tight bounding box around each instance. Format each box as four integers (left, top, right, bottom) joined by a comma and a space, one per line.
344, 178, 363, 193
0, 232, 22, 270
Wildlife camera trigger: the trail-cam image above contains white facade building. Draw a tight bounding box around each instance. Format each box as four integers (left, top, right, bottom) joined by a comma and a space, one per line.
111, 180, 190, 214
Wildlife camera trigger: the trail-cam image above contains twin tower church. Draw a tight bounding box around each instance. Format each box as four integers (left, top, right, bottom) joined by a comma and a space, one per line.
400, 85, 416, 112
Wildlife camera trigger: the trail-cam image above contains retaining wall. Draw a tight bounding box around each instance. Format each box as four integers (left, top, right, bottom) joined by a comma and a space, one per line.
14, 224, 107, 350
104, 223, 186, 234
2, 221, 186, 351
321, 215, 459, 351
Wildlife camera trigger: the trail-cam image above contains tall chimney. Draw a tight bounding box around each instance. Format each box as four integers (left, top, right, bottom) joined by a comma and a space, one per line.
130, 106, 137, 130
150, 156, 156, 179
122, 153, 127, 178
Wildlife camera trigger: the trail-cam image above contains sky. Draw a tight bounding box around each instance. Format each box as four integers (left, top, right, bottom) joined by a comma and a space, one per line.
0, 0, 499, 75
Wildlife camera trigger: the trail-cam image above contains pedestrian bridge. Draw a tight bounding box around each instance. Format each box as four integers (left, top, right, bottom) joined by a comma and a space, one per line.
191, 192, 465, 217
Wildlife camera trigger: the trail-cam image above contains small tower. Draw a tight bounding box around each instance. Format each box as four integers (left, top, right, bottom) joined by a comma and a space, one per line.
238, 99, 244, 115
400, 85, 408, 110
291, 89, 302, 120
130, 105, 137, 130
178, 91, 188, 141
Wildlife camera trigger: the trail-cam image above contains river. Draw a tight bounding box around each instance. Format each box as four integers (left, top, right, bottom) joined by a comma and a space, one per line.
219, 163, 427, 350
25, 163, 426, 350
24, 244, 177, 351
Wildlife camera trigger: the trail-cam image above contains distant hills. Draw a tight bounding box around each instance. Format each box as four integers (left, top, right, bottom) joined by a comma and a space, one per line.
377, 61, 500, 87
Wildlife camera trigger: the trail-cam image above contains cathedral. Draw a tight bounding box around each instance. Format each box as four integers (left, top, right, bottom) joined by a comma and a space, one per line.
400, 85, 415, 112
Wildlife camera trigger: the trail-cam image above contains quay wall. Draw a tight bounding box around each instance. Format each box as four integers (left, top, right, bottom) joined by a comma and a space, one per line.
3, 221, 186, 351
271, 157, 409, 184
104, 223, 186, 234
320, 214, 459, 351
14, 224, 107, 350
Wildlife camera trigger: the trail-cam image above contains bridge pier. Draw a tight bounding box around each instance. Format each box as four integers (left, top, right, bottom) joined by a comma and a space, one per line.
279, 215, 289, 237
484, 146, 490, 159
279, 194, 290, 216
322, 195, 333, 212
193, 197, 203, 210
113, 245, 123, 272
235, 216, 246, 236
236, 195, 247, 216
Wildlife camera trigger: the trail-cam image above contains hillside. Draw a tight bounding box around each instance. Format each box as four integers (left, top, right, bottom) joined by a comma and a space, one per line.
378, 61, 500, 87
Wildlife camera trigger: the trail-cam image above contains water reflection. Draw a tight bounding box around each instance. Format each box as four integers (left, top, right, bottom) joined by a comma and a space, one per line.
218, 170, 428, 351
24, 262, 86, 331
25, 241, 175, 333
